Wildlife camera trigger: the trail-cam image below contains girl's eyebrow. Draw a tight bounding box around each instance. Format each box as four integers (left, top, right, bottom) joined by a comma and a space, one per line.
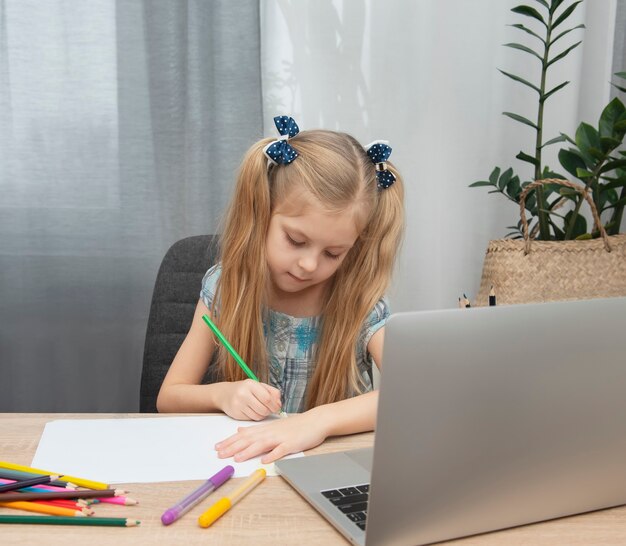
287, 228, 353, 250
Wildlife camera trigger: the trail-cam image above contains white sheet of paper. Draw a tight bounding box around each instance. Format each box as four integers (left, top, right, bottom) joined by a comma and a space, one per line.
31, 415, 302, 484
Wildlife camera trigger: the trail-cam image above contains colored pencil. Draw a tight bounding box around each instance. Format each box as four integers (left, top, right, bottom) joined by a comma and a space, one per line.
0, 461, 108, 490
0, 515, 140, 526
0, 488, 127, 503
202, 314, 287, 417
98, 495, 138, 506
0, 500, 89, 517
0, 478, 75, 493
202, 314, 259, 380
35, 499, 84, 510
0, 474, 61, 493
0, 469, 72, 488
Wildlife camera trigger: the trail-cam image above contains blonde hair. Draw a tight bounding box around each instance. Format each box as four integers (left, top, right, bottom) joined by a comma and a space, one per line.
212, 129, 404, 409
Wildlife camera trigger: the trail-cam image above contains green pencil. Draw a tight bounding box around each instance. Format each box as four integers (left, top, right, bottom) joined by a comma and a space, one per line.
202, 314, 259, 381
202, 314, 287, 417
0, 515, 140, 526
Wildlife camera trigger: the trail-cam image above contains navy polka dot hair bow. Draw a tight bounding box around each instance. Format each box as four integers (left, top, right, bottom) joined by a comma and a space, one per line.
364, 140, 396, 189
263, 115, 300, 166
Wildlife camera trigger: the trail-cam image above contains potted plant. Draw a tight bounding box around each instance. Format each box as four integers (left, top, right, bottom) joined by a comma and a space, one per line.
470, 0, 626, 240
469, 0, 626, 306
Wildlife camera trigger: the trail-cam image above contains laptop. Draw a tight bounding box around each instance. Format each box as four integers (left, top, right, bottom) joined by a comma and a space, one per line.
275, 297, 626, 546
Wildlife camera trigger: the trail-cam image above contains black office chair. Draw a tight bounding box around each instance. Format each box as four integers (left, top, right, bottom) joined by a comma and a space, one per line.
140, 235, 220, 412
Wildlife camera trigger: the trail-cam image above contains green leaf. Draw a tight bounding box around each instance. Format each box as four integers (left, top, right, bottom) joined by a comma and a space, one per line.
575, 167, 593, 178
598, 159, 626, 175
560, 132, 576, 145
549, 0, 566, 14
558, 187, 580, 201
602, 196, 626, 210
498, 69, 541, 94
575, 233, 592, 240
548, 219, 565, 240
541, 166, 566, 179
564, 209, 587, 238
599, 97, 626, 138
615, 72, 626, 80
613, 84, 626, 93
503, 111, 539, 130
533, 0, 550, 10
600, 136, 621, 153
603, 188, 618, 206
469, 181, 494, 187
508, 23, 545, 43
511, 5, 547, 26
497, 167, 513, 190
550, 24, 585, 46
575, 122, 601, 157
547, 41, 582, 67
588, 147, 605, 161
552, 1, 582, 29
542, 81, 569, 102
506, 175, 522, 198
516, 150, 540, 166
558, 148, 586, 177
602, 177, 626, 190
541, 135, 567, 148
489, 167, 502, 185
503, 42, 544, 61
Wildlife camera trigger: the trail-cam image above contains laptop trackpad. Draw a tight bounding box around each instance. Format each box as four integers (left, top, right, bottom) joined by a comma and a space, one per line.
346, 448, 373, 473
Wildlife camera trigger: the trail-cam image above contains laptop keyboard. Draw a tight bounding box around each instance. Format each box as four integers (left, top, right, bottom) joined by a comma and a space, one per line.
321, 484, 369, 531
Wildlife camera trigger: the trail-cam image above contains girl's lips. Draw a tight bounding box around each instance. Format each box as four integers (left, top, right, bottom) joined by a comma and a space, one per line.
288, 272, 308, 282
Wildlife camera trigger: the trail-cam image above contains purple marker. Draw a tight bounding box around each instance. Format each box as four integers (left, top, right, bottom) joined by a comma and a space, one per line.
161, 465, 234, 525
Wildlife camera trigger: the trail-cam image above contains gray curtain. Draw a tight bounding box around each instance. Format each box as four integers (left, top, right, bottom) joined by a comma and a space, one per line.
0, 0, 263, 411
613, 0, 626, 99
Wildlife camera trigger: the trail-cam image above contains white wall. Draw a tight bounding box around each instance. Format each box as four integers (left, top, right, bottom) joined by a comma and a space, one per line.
261, 0, 617, 312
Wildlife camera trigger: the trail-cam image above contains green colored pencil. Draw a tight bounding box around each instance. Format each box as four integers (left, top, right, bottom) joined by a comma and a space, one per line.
202, 314, 287, 417
202, 314, 259, 381
0, 515, 140, 526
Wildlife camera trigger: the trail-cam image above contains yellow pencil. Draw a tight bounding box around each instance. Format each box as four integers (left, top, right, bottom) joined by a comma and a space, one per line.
0, 461, 108, 490
0, 500, 90, 517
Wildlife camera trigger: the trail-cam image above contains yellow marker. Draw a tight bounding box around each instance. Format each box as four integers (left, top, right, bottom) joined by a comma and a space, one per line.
198, 469, 266, 528
0, 461, 108, 490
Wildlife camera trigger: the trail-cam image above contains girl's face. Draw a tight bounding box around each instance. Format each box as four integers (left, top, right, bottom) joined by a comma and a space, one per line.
266, 194, 361, 296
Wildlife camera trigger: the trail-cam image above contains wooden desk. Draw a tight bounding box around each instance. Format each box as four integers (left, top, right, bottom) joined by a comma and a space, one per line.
2, 414, 626, 545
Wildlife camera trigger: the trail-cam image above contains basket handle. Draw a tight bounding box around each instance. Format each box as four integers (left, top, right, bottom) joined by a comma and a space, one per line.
518, 178, 611, 254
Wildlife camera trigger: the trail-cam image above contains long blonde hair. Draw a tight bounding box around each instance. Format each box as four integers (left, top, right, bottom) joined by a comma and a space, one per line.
212, 129, 404, 409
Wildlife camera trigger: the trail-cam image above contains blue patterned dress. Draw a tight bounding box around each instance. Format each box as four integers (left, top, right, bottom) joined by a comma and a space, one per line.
200, 264, 389, 413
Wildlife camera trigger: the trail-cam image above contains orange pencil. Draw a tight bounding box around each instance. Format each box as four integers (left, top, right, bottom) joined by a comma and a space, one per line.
0, 500, 91, 517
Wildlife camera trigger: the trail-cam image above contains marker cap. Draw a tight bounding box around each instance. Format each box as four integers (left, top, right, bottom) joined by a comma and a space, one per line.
211, 465, 234, 487
198, 497, 231, 528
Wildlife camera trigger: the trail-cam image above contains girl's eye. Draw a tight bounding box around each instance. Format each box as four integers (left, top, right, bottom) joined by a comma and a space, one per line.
324, 251, 341, 260
285, 233, 304, 247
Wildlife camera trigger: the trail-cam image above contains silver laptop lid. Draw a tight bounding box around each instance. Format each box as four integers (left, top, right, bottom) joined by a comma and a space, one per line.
366, 297, 626, 546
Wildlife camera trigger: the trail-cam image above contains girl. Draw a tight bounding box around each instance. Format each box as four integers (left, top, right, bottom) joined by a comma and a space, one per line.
157, 116, 404, 464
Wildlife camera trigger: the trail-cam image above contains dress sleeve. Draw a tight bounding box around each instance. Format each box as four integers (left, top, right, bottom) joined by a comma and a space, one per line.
199, 264, 222, 312
355, 297, 390, 391
361, 297, 390, 350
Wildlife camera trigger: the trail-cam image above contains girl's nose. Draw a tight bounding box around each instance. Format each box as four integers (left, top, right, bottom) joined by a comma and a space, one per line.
298, 252, 318, 273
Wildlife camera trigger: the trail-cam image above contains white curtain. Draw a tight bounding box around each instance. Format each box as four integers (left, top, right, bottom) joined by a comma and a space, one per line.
261, 0, 621, 312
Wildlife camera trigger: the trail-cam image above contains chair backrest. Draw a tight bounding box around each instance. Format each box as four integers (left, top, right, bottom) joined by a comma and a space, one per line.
140, 235, 219, 412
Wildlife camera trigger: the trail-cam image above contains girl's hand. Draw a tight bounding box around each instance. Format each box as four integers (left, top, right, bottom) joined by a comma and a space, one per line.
218, 379, 282, 421
215, 411, 327, 463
